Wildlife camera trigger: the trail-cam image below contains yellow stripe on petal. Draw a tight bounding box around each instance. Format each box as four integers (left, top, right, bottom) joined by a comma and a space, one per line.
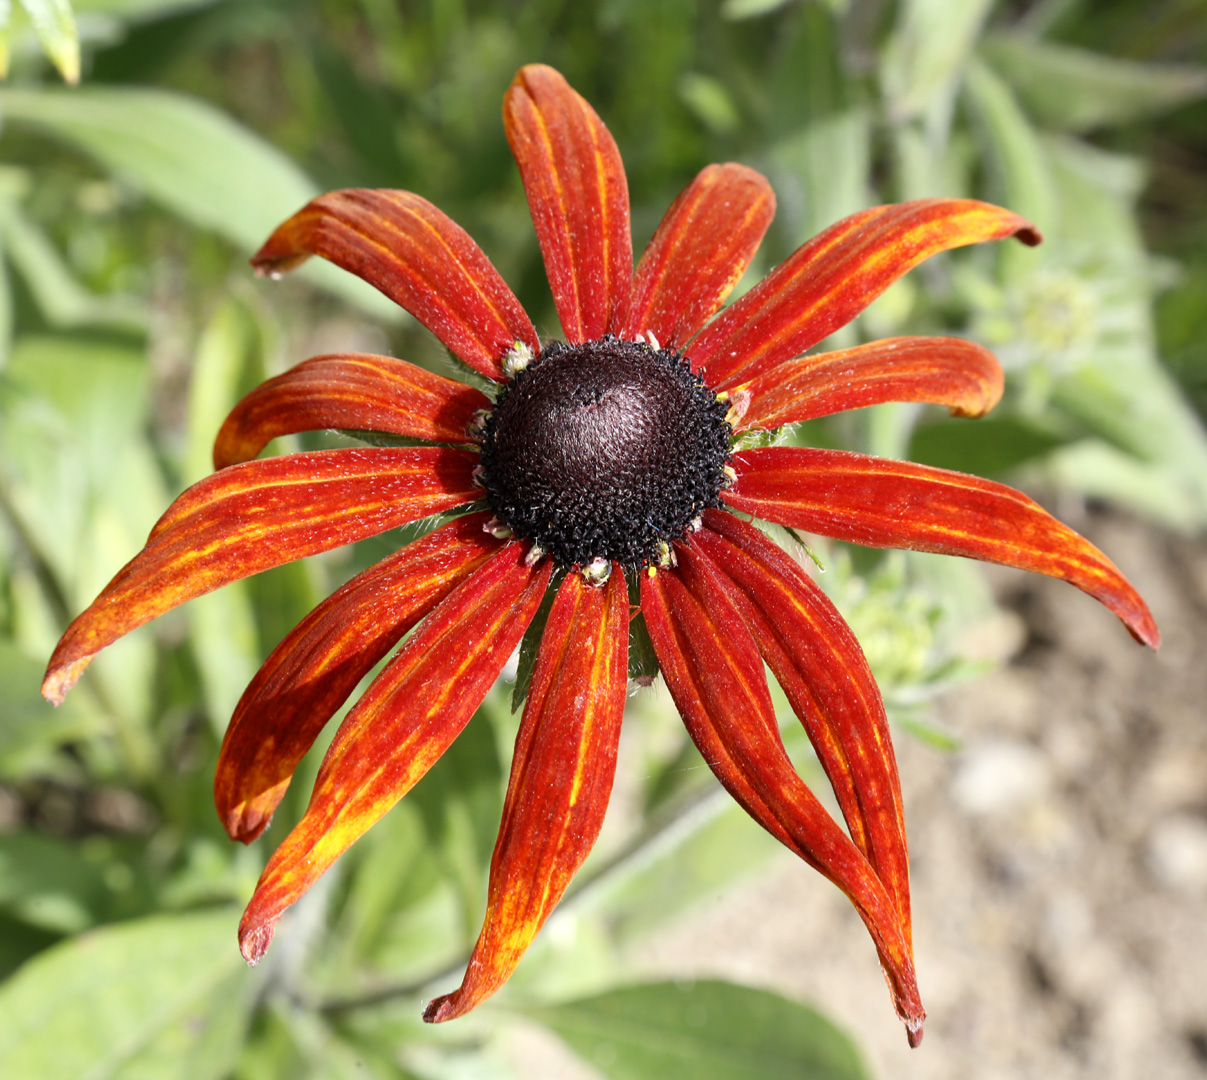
424, 568, 629, 1023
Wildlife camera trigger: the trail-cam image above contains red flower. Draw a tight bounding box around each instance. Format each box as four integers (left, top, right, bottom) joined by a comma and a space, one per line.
42, 65, 1158, 1046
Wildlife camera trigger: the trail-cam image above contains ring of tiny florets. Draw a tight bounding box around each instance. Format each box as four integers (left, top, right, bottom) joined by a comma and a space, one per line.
476, 334, 732, 572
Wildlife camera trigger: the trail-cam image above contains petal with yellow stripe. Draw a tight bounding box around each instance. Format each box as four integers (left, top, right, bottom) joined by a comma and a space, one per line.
213, 353, 490, 469
726, 447, 1159, 647
424, 568, 629, 1022
251, 189, 538, 381
238, 542, 552, 964
215, 512, 502, 843
641, 544, 925, 1044
689, 199, 1040, 389
42, 447, 479, 704
504, 64, 632, 343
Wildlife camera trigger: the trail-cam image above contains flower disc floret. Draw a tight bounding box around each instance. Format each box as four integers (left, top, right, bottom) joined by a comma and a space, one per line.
478, 335, 731, 570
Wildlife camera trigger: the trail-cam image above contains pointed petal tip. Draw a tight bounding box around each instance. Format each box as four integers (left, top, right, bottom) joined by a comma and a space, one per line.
1013, 221, 1043, 247
1130, 609, 1161, 650
249, 246, 307, 278
421, 993, 459, 1024
238, 916, 275, 966
41, 655, 92, 707
907, 1019, 925, 1048
219, 802, 274, 845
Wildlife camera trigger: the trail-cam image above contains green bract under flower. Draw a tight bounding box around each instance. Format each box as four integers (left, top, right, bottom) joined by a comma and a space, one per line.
478, 335, 732, 570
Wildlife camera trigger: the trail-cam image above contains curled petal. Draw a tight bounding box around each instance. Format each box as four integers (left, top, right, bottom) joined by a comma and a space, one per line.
238, 543, 552, 964
625, 163, 775, 350
214, 354, 491, 469
727, 447, 1160, 648
42, 447, 479, 704
694, 510, 910, 947
251, 189, 538, 381
215, 512, 501, 843
424, 568, 629, 1022
504, 64, 633, 342
735, 336, 1004, 432
641, 546, 925, 1043
689, 199, 1041, 389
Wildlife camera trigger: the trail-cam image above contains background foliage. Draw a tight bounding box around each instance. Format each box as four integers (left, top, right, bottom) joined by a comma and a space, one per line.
1, 1, 1205, 1077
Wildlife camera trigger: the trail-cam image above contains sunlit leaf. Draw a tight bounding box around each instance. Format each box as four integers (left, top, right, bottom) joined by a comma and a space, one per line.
0, 198, 146, 331
880, 0, 994, 121
0, 909, 250, 1079
0, 87, 398, 319
983, 32, 1207, 133
526, 979, 869, 1080
17, 0, 79, 84
0, 832, 107, 934
0, 643, 103, 777
962, 58, 1057, 250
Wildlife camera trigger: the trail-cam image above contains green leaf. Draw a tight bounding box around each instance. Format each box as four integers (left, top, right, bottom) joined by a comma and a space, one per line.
0, 87, 398, 320
982, 33, 1207, 133
526, 979, 869, 1080
0, 643, 104, 777
574, 789, 780, 944
0, 908, 250, 1080
880, 0, 994, 121
1043, 438, 1207, 533
0, 832, 107, 933
17, 0, 79, 83
909, 415, 1069, 478
0, 198, 146, 331
511, 571, 560, 713
765, 5, 870, 242
720, 0, 793, 18
962, 58, 1057, 239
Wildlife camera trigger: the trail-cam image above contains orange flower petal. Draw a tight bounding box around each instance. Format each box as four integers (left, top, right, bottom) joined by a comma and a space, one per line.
251, 189, 538, 381
734, 336, 1004, 432
424, 568, 629, 1023
213, 353, 491, 469
727, 447, 1160, 648
695, 510, 911, 948
625, 163, 775, 350
214, 512, 501, 844
42, 447, 479, 705
504, 64, 633, 342
238, 543, 552, 964
689, 199, 1041, 389
641, 546, 924, 1043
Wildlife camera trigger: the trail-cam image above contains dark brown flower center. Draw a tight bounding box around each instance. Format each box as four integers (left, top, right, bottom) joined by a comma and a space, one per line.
478, 335, 732, 570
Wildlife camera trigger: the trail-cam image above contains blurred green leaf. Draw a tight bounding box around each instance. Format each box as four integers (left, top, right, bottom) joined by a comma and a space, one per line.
0, 908, 248, 1079
526, 979, 869, 1080
0, 335, 164, 767
881, 0, 994, 121
982, 32, 1207, 133
962, 58, 1057, 240
0, 198, 146, 331
17, 0, 79, 83
1042, 438, 1205, 531
574, 789, 780, 944
765, 4, 870, 242
73, 0, 219, 20
721, 0, 794, 18
909, 415, 1069, 477
0, 642, 104, 776
0, 832, 106, 933
0, 86, 398, 320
